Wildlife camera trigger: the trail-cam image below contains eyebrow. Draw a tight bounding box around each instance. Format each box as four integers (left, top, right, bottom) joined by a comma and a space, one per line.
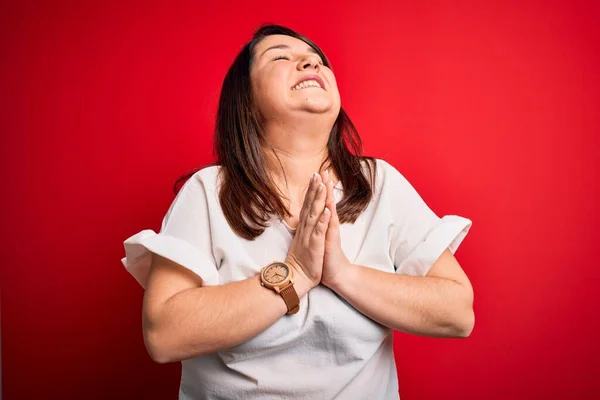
260, 44, 319, 57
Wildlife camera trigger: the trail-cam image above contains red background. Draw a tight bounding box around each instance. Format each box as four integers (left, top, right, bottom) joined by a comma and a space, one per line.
1, 0, 599, 399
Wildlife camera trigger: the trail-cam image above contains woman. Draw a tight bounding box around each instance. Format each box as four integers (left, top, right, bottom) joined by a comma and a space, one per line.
122, 24, 474, 399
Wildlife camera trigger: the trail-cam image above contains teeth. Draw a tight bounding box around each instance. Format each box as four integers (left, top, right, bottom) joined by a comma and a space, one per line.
293, 80, 322, 90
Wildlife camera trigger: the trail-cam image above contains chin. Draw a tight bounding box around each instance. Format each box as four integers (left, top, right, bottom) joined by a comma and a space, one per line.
300, 99, 338, 114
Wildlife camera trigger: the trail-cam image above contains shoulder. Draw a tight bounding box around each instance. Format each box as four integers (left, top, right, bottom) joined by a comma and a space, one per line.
181, 164, 222, 193
373, 157, 403, 179
169, 164, 222, 211
358, 157, 408, 196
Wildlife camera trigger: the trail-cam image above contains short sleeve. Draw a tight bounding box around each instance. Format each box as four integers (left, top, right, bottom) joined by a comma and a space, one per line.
120, 173, 220, 288
381, 160, 473, 276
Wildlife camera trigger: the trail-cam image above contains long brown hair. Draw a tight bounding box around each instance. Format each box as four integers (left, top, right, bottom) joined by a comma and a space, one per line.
174, 24, 377, 240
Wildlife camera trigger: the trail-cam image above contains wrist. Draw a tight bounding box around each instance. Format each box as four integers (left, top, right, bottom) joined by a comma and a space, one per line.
259, 262, 302, 315
289, 266, 314, 298
283, 257, 318, 297
322, 262, 355, 293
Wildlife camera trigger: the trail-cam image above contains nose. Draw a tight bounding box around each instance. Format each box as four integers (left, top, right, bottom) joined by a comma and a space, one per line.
297, 54, 321, 71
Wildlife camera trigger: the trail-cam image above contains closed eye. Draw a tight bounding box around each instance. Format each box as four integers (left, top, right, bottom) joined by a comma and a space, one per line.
272, 54, 324, 65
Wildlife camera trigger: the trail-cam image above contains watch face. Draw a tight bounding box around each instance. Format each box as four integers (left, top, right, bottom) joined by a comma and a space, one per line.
263, 263, 289, 285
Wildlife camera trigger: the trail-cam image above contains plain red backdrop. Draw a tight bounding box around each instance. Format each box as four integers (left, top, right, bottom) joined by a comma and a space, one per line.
1, 0, 599, 399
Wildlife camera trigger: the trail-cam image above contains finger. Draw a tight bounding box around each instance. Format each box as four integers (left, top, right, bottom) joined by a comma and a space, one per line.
320, 169, 330, 185
325, 201, 340, 242
331, 200, 340, 226
325, 179, 335, 207
303, 181, 326, 233
310, 206, 331, 241
320, 169, 334, 205
298, 173, 321, 224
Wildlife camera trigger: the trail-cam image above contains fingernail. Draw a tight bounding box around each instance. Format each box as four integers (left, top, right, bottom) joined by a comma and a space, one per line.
312, 172, 318, 182
318, 183, 324, 192
324, 206, 330, 214
325, 169, 329, 177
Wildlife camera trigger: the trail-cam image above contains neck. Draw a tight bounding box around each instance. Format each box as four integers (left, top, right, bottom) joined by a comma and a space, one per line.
261, 115, 336, 201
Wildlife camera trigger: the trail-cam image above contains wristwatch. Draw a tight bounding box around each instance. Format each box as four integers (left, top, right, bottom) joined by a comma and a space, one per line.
260, 261, 300, 315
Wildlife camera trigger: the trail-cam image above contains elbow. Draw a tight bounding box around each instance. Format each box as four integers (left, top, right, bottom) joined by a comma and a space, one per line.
143, 308, 182, 364
436, 309, 474, 338
436, 290, 475, 338
143, 325, 212, 363
456, 308, 475, 338
444, 291, 475, 338
144, 328, 175, 364
149, 351, 171, 365
147, 348, 172, 365
143, 313, 172, 363
456, 284, 475, 338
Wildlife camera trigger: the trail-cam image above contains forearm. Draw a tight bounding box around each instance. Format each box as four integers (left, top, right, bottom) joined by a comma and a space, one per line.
327, 264, 474, 338
146, 274, 310, 363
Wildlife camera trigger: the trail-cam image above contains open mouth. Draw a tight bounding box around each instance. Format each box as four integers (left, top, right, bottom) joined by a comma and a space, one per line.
291, 75, 325, 91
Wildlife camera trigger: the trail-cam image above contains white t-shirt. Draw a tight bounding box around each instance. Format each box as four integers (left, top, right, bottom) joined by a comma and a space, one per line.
121, 158, 472, 399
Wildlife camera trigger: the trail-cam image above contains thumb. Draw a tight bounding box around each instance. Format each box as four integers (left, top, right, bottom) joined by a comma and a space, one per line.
331, 201, 339, 226
326, 201, 340, 239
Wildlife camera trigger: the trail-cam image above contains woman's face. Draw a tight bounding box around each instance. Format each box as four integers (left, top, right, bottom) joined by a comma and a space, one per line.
250, 34, 341, 123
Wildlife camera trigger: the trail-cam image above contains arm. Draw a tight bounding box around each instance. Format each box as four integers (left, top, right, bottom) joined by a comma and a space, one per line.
143, 255, 311, 364
325, 248, 474, 338
140, 170, 331, 364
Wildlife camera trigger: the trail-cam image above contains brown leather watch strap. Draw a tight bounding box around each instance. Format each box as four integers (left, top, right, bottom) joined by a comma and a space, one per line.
280, 282, 300, 314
